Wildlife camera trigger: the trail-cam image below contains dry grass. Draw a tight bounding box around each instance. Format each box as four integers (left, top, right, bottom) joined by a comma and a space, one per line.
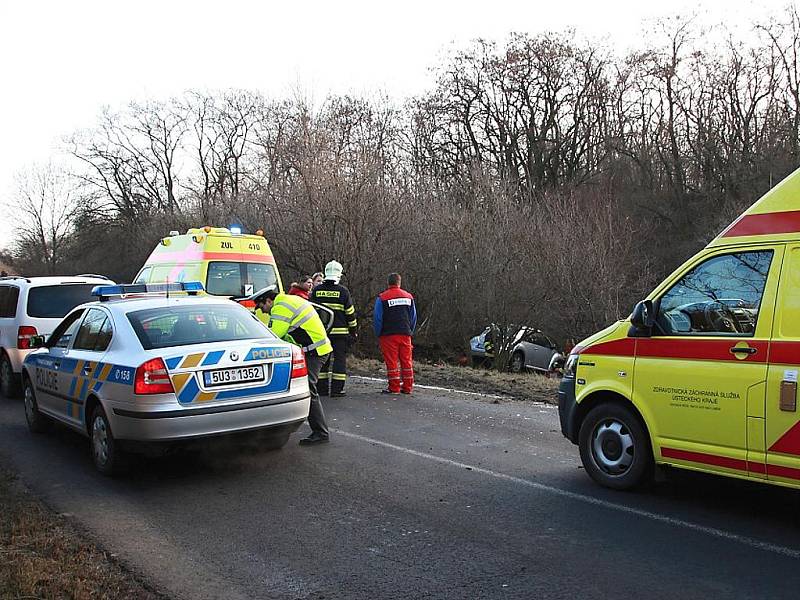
0, 464, 164, 600
349, 357, 560, 404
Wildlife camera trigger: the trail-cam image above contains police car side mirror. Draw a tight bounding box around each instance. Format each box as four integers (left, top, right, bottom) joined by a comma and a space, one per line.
629, 300, 656, 337
29, 335, 47, 349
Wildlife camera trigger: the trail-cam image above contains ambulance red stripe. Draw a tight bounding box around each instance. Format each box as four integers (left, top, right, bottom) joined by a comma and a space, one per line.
661, 447, 800, 480
721, 210, 800, 237
579, 337, 769, 362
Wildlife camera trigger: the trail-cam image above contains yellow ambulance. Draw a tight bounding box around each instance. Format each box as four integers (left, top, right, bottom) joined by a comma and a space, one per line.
133, 227, 283, 300
559, 166, 800, 491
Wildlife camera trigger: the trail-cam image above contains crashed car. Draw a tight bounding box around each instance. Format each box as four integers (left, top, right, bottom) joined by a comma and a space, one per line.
470, 324, 564, 374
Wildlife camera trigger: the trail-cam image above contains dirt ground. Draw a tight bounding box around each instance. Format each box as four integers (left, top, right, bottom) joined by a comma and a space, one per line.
348, 356, 561, 404
0, 459, 165, 600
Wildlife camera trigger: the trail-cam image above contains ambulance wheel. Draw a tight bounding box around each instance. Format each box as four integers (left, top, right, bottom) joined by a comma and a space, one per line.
23, 378, 50, 433
1, 353, 20, 398
579, 402, 653, 490
91, 405, 123, 476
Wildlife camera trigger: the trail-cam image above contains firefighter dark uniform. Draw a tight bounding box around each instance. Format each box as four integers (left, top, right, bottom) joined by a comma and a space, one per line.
263, 292, 333, 442
311, 276, 357, 396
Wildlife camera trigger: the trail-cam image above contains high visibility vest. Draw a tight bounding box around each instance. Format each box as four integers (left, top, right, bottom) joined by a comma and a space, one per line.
264, 293, 333, 356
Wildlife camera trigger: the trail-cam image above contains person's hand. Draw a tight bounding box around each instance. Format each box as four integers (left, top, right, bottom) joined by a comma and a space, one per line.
350, 331, 359, 343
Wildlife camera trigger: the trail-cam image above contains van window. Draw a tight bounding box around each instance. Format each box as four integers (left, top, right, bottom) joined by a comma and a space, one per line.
0, 286, 19, 318
656, 251, 773, 336
26, 285, 98, 319
206, 262, 278, 297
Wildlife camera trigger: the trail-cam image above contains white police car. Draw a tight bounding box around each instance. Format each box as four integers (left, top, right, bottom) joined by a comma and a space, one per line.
21, 283, 310, 474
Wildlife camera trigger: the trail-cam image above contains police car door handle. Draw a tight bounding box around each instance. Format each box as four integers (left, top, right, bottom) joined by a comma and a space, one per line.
82, 365, 93, 375
730, 346, 757, 355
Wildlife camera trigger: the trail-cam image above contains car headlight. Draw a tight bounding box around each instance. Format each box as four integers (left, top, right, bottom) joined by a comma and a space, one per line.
563, 353, 579, 378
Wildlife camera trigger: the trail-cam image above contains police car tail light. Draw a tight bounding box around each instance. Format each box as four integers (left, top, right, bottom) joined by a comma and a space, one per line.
291, 346, 307, 378
17, 326, 38, 349
134, 358, 175, 395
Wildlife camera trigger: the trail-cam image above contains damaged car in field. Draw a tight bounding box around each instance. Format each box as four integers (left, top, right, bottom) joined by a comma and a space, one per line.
469, 324, 564, 374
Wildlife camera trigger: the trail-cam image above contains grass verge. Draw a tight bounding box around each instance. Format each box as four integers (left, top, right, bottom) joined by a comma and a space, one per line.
348, 356, 560, 404
0, 459, 165, 600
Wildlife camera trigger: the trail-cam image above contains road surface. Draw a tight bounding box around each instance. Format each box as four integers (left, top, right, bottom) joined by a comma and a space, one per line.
2, 377, 800, 599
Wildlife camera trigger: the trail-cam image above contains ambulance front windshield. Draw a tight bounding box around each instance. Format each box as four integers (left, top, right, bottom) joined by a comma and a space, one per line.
206, 262, 278, 297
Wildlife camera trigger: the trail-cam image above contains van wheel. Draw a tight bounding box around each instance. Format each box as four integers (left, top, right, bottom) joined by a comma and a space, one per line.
578, 403, 653, 490
509, 352, 525, 373
23, 379, 50, 433
1, 354, 20, 398
91, 405, 123, 476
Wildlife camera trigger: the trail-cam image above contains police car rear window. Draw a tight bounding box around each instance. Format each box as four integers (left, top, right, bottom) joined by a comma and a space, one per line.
26, 285, 98, 319
127, 304, 273, 350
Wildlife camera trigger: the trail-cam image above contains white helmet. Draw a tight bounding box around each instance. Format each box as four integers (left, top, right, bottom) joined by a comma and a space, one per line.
324, 260, 344, 281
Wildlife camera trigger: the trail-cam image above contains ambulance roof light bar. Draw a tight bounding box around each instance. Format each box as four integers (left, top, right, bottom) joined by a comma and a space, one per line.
91, 282, 204, 301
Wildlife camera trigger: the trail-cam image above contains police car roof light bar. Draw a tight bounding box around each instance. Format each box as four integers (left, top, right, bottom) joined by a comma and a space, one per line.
91, 281, 205, 301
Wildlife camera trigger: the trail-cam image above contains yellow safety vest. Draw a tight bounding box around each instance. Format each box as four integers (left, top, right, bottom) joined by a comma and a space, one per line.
263, 293, 332, 356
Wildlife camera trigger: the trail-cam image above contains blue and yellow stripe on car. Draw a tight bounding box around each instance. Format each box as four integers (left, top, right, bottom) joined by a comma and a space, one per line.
164, 346, 292, 405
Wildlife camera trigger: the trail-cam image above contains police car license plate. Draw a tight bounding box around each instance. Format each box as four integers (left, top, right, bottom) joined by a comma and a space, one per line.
203, 365, 265, 387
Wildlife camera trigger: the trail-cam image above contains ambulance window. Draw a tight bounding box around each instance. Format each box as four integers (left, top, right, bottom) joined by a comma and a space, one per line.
245, 263, 278, 292
207, 262, 243, 296
134, 267, 152, 284
656, 251, 773, 336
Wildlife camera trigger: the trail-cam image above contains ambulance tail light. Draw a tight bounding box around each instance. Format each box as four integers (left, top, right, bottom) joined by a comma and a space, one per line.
17, 326, 38, 349
291, 346, 307, 379
134, 358, 175, 395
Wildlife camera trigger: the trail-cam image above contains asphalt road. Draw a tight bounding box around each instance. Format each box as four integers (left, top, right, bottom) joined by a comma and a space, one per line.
2, 378, 800, 600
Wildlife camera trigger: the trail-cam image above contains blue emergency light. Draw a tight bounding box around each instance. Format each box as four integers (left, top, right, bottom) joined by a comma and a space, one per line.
230, 225, 242, 235
91, 281, 205, 301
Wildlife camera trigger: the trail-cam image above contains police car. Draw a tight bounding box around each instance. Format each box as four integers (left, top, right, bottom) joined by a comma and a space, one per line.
21, 282, 310, 474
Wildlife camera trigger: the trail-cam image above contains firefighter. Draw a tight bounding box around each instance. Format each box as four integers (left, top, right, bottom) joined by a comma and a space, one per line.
310, 260, 358, 397
250, 286, 333, 445
373, 273, 417, 394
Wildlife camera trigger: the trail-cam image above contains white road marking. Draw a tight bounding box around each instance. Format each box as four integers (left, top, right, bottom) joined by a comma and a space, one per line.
334, 429, 800, 559
350, 375, 513, 400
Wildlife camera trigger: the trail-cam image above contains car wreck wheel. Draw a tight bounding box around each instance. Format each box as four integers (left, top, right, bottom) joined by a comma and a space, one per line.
579, 403, 653, 490
509, 352, 525, 373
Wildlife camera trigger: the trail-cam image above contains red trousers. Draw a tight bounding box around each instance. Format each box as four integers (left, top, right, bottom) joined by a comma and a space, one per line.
379, 334, 414, 393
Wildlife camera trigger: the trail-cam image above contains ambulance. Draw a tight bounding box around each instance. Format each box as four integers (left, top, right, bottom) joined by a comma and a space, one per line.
134, 227, 283, 300
559, 166, 800, 491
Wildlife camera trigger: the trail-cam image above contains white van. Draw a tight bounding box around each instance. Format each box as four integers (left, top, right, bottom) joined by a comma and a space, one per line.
0, 275, 113, 397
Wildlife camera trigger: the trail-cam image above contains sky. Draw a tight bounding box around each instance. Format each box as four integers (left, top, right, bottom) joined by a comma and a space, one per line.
0, 0, 791, 252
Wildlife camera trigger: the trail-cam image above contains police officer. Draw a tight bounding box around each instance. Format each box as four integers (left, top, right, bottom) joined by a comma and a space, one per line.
251, 286, 333, 445
310, 260, 358, 397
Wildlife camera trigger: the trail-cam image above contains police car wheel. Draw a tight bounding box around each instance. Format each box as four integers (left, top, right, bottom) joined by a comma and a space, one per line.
91, 406, 120, 475
23, 379, 49, 433
1, 354, 20, 398
578, 403, 653, 490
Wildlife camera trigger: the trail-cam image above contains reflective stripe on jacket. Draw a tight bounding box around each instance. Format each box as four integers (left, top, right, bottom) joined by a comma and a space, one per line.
310, 280, 358, 337
266, 293, 333, 356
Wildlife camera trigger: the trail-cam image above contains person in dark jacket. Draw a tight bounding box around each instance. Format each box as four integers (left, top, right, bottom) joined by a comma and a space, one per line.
310, 260, 358, 397
373, 273, 416, 394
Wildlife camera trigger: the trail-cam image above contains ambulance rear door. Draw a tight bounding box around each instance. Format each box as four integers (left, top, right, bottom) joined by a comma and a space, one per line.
765, 243, 800, 485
